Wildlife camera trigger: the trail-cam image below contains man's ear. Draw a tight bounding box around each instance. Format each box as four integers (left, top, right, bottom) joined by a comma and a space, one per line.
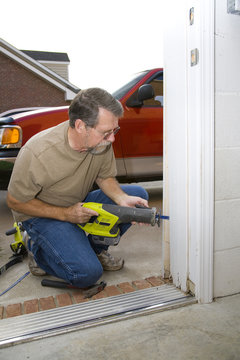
75, 119, 85, 133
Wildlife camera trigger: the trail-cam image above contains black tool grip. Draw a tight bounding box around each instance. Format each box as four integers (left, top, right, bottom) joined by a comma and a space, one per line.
135, 204, 149, 209
41, 279, 71, 289
5, 227, 17, 236
0, 255, 24, 276
41, 279, 107, 298
102, 204, 156, 226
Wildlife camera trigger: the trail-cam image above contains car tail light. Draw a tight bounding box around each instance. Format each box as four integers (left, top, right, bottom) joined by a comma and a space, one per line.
0, 125, 22, 148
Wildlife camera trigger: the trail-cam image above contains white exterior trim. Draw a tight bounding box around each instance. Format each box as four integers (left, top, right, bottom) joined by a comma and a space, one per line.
163, 0, 189, 292
163, 0, 214, 303
196, 0, 215, 303
38, 60, 70, 65
65, 88, 79, 101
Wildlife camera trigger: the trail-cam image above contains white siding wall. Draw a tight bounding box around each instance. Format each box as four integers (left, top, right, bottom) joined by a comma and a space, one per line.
214, 1, 240, 296
39, 61, 69, 80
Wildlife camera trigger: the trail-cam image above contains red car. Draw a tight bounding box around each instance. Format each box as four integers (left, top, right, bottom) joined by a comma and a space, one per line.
0, 68, 163, 189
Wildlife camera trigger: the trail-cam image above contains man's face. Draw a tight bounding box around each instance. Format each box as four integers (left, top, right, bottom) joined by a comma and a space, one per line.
84, 108, 120, 154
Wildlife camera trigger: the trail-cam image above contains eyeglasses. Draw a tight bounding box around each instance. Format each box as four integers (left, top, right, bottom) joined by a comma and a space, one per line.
94, 126, 120, 140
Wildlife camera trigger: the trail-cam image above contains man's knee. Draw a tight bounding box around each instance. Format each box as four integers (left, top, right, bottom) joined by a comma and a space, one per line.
136, 185, 149, 200
69, 259, 103, 288
121, 185, 149, 201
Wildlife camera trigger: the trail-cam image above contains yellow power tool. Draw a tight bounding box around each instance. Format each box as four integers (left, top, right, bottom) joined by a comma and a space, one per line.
78, 202, 169, 246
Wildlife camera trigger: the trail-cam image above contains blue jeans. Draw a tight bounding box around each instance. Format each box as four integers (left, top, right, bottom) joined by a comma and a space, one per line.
22, 185, 148, 288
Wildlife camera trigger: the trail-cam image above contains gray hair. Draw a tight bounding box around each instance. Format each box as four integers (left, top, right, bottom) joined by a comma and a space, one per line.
68, 88, 123, 128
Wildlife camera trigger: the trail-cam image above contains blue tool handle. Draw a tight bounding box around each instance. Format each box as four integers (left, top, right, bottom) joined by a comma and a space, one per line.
160, 215, 170, 220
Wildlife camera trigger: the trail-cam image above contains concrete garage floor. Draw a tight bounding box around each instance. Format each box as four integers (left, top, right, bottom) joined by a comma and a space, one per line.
0, 182, 163, 307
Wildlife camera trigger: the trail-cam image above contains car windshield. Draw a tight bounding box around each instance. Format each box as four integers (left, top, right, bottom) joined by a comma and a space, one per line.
112, 70, 149, 100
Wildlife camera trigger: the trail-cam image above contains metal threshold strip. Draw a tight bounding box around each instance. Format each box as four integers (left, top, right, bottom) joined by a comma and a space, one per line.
0, 284, 196, 348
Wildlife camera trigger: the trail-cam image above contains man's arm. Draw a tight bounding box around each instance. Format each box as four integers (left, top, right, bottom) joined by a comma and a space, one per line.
95, 177, 148, 208
6, 192, 98, 224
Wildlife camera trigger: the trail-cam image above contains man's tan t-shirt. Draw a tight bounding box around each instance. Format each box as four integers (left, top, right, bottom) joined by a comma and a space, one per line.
8, 121, 117, 222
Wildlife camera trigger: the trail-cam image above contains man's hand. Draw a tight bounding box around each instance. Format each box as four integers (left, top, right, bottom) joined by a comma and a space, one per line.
116, 195, 149, 225
117, 194, 149, 209
64, 203, 98, 224
96, 177, 149, 208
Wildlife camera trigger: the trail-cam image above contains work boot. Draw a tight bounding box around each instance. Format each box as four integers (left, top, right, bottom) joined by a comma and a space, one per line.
97, 250, 124, 271
28, 251, 47, 276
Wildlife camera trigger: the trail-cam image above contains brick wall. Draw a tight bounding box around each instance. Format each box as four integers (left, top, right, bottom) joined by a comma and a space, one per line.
0, 53, 71, 114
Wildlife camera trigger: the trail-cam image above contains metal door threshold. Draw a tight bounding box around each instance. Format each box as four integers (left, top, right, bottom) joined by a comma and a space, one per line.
0, 284, 196, 348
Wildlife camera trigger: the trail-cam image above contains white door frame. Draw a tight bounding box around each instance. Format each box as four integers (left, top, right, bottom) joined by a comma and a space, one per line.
163, 0, 215, 303
196, 0, 215, 303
